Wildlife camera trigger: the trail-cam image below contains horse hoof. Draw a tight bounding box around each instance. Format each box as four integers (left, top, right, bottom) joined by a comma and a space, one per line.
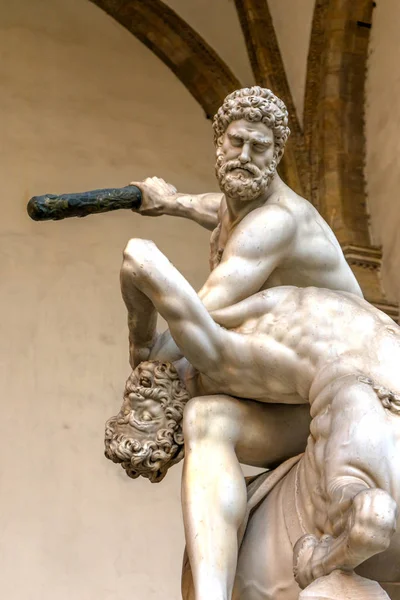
293, 534, 319, 589
298, 570, 390, 599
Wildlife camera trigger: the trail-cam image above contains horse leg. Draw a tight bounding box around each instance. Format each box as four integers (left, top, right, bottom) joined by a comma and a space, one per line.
294, 488, 397, 589
294, 378, 398, 590
298, 570, 390, 599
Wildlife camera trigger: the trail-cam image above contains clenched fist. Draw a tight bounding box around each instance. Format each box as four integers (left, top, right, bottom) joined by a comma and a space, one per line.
130, 176, 177, 216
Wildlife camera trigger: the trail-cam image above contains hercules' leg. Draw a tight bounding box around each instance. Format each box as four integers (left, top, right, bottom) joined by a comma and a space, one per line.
182, 394, 310, 600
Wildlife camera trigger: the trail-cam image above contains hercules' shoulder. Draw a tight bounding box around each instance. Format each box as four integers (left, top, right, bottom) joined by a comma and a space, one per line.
239, 202, 297, 236
227, 203, 296, 260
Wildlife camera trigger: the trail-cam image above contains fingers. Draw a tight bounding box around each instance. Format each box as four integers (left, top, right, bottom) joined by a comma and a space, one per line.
129, 176, 177, 195
128, 176, 177, 216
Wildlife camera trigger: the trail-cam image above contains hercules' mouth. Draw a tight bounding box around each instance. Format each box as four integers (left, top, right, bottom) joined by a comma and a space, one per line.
230, 167, 253, 175
224, 162, 260, 177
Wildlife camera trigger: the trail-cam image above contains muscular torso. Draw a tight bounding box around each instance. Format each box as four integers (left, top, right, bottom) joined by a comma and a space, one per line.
209, 185, 362, 296
148, 177, 362, 364
213, 286, 400, 581
206, 287, 400, 406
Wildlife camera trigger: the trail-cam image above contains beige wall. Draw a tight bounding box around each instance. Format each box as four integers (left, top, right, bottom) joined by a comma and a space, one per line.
268, 0, 315, 123
165, 0, 316, 124
3, 0, 399, 597
0, 0, 217, 598
165, 0, 255, 86
365, 0, 400, 303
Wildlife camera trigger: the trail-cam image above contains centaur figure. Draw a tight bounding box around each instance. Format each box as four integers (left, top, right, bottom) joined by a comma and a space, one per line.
106, 238, 400, 600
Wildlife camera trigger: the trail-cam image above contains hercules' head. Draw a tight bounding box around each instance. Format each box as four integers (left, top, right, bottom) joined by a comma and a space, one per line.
213, 87, 290, 201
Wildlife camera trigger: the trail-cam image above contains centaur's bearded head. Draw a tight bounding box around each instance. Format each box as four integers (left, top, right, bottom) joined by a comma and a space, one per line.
104, 361, 190, 483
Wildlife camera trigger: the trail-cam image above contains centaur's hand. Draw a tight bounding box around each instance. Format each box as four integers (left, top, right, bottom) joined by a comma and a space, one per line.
129, 177, 177, 217
129, 341, 157, 370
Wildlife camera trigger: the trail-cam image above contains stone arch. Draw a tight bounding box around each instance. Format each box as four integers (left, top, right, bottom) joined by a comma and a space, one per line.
304, 0, 372, 246
304, 0, 397, 318
90, 0, 397, 318
89, 0, 241, 119
234, 0, 310, 197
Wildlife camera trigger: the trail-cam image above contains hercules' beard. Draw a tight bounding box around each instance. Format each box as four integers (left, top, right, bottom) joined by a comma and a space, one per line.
215, 150, 277, 202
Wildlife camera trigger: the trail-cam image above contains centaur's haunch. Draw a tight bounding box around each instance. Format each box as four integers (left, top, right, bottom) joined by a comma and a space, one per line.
106, 238, 400, 600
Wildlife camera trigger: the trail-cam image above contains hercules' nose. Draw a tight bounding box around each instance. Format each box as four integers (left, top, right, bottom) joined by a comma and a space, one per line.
239, 144, 251, 163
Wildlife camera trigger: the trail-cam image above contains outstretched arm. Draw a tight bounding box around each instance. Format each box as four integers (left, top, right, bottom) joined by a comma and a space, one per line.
121, 238, 227, 376
130, 177, 222, 231
199, 204, 296, 311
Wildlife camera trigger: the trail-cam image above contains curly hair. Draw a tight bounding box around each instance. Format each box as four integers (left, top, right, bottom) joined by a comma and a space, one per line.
213, 86, 290, 163
104, 361, 190, 483
358, 375, 400, 415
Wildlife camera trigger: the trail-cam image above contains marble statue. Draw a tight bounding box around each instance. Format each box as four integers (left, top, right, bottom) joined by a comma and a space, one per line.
104, 88, 399, 599
128, 87, 362, 366
106, 238, 400, 599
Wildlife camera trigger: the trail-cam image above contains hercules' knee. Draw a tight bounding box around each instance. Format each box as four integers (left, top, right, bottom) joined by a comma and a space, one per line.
122, 238, 156, 268
183, 397, 207, 441
122, 239, 138, 272
183, 395, 240, 444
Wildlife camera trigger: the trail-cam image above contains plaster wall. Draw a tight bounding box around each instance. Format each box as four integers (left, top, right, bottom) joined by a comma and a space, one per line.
0, 0, 217, 598
165, 0, 315, 124
165, 0, 255, 86
365, 0, 400, 302
267, 0, 315, 123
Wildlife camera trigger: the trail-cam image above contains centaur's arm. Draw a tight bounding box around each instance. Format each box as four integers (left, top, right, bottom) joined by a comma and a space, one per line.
120, 238, 227, 376
120, 261, 158, 369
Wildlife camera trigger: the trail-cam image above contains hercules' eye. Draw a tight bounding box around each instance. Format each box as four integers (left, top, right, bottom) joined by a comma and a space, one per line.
253, 143, 268, 152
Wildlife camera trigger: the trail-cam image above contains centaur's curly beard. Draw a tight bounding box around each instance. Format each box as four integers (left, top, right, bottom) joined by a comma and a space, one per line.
216, 151, 277, 202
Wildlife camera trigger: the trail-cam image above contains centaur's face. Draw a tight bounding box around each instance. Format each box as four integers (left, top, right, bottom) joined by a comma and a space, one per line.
116, 363, 169, 441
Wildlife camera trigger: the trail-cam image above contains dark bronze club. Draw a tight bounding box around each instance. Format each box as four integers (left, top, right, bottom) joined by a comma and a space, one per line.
27, 185, 142, 221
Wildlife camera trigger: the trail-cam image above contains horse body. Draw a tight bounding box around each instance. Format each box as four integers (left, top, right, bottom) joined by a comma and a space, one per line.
234, 383, 400, 600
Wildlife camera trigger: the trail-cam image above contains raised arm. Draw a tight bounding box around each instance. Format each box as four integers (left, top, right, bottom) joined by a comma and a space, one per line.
198, 204, 296, 311
120, 264, 158, 369
130, 177, 222, 231
121, 238, 227, 376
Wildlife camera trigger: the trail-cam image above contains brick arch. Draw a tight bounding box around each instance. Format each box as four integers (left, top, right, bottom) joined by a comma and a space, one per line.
89, 0, 241, 119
